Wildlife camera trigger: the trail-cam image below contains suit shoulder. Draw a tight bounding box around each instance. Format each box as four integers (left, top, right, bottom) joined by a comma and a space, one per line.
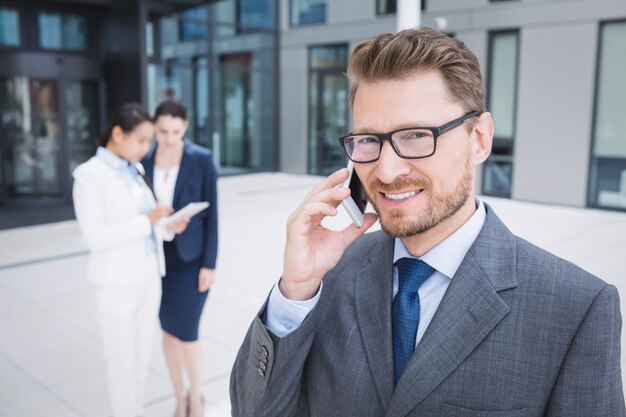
187, 141, 213, 159
331, 230, 391, 273
514, 235, 610, 296
346, 229, 389, 255
73, 157, 108, 181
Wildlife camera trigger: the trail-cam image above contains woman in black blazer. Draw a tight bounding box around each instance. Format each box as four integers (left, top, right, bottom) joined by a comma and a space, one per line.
142, 99, 218, 417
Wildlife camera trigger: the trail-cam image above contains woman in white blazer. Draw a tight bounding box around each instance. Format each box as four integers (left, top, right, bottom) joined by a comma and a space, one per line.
72, 103, 188, 417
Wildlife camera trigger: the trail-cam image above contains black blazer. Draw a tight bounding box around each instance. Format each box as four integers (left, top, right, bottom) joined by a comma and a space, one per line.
143, 139, 218, 268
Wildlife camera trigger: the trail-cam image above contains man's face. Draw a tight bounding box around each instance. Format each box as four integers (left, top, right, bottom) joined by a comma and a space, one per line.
352, 71, 488, 238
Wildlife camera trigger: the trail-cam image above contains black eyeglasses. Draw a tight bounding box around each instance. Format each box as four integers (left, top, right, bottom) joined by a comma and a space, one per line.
338, 111, 479, 163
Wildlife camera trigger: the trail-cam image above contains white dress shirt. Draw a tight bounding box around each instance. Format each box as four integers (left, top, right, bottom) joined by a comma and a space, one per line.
266, 199, 487, 343
154, 165, 180, 207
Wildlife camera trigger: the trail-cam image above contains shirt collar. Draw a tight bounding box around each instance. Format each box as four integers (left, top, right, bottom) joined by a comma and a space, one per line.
96, 146, 135, 175
393, 198, 487, 279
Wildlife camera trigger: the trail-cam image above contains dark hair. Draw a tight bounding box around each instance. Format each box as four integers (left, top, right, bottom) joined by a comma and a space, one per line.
98, 102, 152, 147
153, 98, 187, 121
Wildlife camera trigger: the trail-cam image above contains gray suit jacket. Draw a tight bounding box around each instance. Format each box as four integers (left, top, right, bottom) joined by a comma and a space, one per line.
231, 205, 625, 416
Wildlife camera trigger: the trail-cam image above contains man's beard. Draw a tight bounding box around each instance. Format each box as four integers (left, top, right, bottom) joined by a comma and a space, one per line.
366, 157, 473, 238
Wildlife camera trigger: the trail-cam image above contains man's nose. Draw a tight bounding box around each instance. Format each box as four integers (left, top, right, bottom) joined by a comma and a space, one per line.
373, 141, 411, 184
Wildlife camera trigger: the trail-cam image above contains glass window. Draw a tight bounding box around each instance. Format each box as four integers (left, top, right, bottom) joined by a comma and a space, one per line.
194, 57, 210, 148
39, 13, 87, 50
146, 22, 154, 58
483, 30, 519, 198
180, 5, 208, 41
0, 7, 20, 46
66, 81, 98, 173
310, 46, 347, 69
291, 0, 326, 26
239, 0, 275, 32
308, 45, 348, 175
589, 21, 626, 210
377, 0, 426, 15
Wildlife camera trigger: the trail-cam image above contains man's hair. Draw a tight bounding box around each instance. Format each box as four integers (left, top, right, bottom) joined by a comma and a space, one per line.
347, 27, 485, 116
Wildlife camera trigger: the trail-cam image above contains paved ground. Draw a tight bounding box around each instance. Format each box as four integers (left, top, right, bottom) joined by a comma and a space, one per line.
1, 172, 626, 417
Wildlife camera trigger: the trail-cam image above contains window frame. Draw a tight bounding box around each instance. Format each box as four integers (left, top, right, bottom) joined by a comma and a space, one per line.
587, 19, 626, 211
482, 28, 521, 198
290, 0, 327, 27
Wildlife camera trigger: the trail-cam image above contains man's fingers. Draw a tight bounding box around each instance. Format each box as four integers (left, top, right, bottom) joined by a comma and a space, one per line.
290, 202, 339, 227
341, 212, 379, 241
304, 168, 349, 201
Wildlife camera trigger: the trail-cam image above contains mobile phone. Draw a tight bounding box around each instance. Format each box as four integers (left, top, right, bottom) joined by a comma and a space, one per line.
340, 161, 367, 227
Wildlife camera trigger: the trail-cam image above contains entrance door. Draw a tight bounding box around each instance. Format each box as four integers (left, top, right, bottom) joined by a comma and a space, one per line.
0, 77, 62, 200
0, 76, 98, 204
220, 53, 252, 173
309, 70, 348, 175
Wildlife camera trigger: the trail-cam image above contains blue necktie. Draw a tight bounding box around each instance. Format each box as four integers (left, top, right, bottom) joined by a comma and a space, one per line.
392, 257, 435, 385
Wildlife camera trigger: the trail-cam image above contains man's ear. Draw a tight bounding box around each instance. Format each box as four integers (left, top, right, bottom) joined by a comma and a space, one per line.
471, 112, 494, 165
110, 125, 124, 144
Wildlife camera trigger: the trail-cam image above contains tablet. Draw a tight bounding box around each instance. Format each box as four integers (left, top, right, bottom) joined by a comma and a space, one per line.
166, 201, 210, 224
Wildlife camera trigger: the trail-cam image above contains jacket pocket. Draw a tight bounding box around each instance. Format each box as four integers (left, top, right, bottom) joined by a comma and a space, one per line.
441, 403, 527, 417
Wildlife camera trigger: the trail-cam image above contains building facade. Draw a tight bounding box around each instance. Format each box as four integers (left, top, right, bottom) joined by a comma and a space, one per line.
279, 0, 626, 210
0, 0, 625, 228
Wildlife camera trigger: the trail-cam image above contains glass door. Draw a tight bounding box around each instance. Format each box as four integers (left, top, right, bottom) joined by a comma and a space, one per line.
309, 70, 348, 175
65, 80, 98, 174
0, 76, 98, 204
220, 53, 252, 173
0, 76, 62, 199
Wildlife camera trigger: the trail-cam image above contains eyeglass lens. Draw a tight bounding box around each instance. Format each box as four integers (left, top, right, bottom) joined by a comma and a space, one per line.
344, 128, 435, 161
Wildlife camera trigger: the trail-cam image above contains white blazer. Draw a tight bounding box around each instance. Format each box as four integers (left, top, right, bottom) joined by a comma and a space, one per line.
73, 156, 168, 286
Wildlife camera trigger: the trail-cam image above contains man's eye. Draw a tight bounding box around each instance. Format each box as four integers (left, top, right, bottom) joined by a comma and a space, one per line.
402, 131, 427, 140
356, 136, 378, 145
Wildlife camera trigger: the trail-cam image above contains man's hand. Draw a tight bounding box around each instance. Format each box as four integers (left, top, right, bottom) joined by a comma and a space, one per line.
281, 168, 378, 301
198, 267, 215, 292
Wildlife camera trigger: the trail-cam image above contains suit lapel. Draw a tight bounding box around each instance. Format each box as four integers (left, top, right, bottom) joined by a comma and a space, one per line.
385, 206, 518, 417
355, 232, 396, 410
172, 140, 193, 208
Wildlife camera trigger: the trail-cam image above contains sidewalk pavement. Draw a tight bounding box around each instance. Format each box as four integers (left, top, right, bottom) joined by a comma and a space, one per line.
1, 172, 626, 417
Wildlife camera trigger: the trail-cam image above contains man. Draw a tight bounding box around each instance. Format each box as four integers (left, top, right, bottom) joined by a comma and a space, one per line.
230, 27, 625, 416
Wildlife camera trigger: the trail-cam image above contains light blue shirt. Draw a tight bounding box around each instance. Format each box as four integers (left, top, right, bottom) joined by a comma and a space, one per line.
95, 147, 156, 254
265, 199, 487, 344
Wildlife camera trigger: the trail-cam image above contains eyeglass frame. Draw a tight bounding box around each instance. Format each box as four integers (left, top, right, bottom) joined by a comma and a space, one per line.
337, 111, 480, 163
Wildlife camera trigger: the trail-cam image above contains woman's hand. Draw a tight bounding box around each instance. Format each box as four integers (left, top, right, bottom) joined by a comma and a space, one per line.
167, 217, 190, 234
148, 206, 173, 224
198, 268, 215, 292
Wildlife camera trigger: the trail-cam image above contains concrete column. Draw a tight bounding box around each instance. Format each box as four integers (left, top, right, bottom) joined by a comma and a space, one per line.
397, 0, 421, 31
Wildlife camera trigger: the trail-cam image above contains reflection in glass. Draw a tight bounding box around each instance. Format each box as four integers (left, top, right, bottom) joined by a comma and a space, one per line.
180, 5, 208, 41
589, 21, 626, 210
221, 54, 253, 170
194, 58, 210, 148
482, 30, 519, 198
0, 77, 62, 198
239, 0, 274, 32
39, 13, 87, 50
0, 7, 20, 46
66, 81, 98, 174
291, 0, 326, 26
308, 45, 348, 175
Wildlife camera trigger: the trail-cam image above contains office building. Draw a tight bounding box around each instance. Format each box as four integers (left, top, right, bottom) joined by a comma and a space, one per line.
0, 0, 624, 228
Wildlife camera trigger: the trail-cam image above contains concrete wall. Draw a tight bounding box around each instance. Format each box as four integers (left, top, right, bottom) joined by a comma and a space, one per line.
514, 23, 597, 206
